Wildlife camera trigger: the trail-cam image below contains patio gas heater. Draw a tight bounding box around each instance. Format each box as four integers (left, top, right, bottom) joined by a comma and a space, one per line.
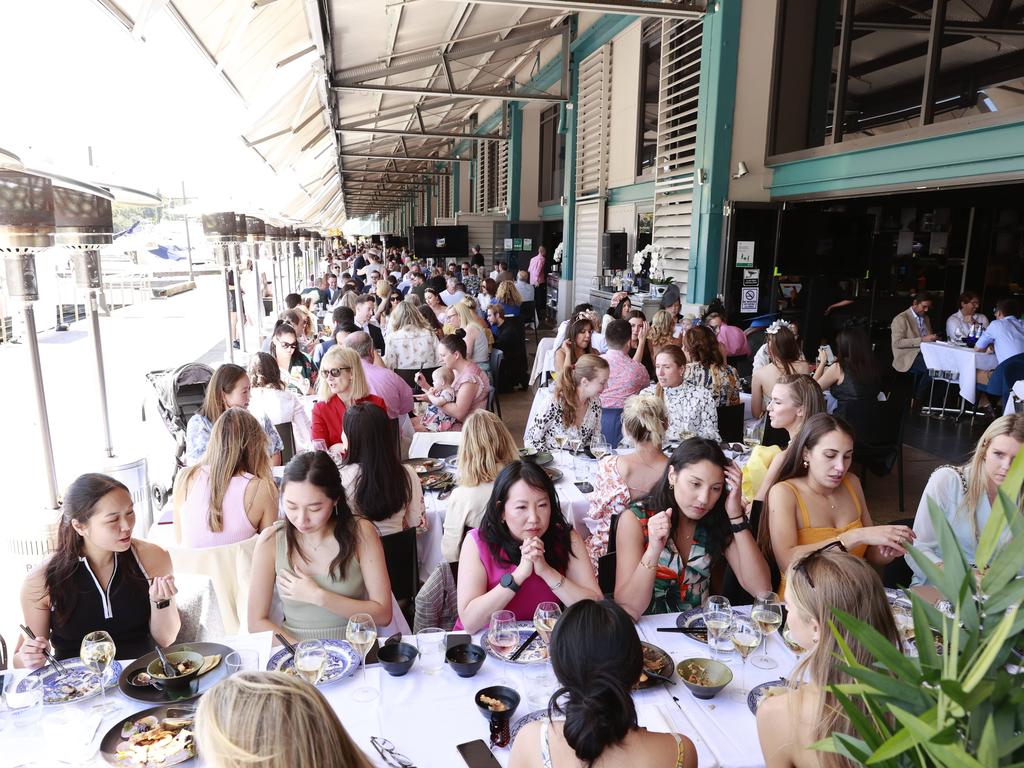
245, 215, 267, 345
0, 170, 60, 509
265, 223, 282, 317
202, 211, 240, 362
52, 184, 115, 458
283, 225, 296, 295
297, 229, 310, 290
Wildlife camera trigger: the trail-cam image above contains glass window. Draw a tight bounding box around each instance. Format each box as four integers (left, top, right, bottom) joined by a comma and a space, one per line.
637, 22, 661, 176
538, 105, 564, 205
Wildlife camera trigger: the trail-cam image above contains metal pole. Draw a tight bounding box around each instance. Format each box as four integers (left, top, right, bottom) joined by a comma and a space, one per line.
831, 0, 854, 144
87, 280, 114, 457
219, 245, 236, 363
253, 242, 264, 347
23, 303, 60, 509
181, 180, 195, 282
233, 243, 247, 353
921, 0, 948, 125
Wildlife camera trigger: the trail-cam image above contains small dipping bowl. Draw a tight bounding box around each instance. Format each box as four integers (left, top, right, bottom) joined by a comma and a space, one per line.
446, 643, 486, 678
378, 642, 418, 677
675, 658, 733, 700
146, 651, 205, 693
474, 685, 520, 722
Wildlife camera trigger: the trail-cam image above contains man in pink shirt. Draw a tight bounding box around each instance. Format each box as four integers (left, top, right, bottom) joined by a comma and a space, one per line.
529, 246, 548, 326
344, 332, 413, 420
599, 320, 651, 446
705, 311, 750, 358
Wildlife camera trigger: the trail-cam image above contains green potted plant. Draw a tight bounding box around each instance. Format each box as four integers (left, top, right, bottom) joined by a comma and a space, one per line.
817, 453, 1024, 766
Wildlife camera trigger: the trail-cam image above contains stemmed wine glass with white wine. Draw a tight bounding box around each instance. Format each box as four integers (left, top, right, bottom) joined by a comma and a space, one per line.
750, 591, 783, 669
702, 596, 732, 661
590, 435, 609, 461
80, 631, 116, 712
533, 602, 561, 646
552, 432, 569, 469
729, 616, 762, 701
346, 613, 377, 702
294, 640, 327, 686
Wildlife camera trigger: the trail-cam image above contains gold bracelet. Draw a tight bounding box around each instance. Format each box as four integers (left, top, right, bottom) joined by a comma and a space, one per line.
640, 558, 658, 572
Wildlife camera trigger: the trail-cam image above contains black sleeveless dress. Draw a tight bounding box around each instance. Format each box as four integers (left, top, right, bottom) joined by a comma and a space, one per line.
50, 548, 154, 660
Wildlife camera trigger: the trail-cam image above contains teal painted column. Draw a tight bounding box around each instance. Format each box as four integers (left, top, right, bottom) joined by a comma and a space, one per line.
507, 102, 523, 222
689, 0, 742, 304
561, 16, 580, 282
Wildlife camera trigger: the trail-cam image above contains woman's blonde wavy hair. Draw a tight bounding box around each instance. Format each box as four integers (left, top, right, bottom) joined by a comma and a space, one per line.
554, 353, 609, 428
317, 346, 370, 403
621, 394, 668, 448
457, 410, 520, 487
495, 280, 522, 307
389, 298, 431, 333
957, 413, 1024, 541
177, 408, 274, 533
646, 310, 677, 350
195, 671, 373, 768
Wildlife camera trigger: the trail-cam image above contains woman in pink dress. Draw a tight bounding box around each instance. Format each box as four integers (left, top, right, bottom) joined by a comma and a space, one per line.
415, 331, 489, 432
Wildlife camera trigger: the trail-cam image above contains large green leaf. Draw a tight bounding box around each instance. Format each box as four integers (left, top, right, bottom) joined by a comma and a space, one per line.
975, 449, 1024, 568
962, 603, 1020, 692
868, 725, 919, 763
889, 705, 988, 768
832, 687, 889, 753
837, 666, 929, 706
831, 611, 923, 684
978, 715, 998, 767
912, 596, 942, 670
980, 490, 1024, 596
981, 577, 1024, 616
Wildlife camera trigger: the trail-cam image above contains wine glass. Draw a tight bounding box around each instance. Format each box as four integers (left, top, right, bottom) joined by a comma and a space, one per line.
702, 596, 732, 661
533, 602, 561, 646
750, 591, 783, 669
80, 631, 116, 712
729, 616, 762, 700
294, 640, 327, 686
590, 435, 609, 461
488, 610, 519, 658
346, 613, 378, 702
552, 433, 569, 469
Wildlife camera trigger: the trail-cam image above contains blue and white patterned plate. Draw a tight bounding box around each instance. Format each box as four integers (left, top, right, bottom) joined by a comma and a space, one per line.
266, 639, 359, 686
747, 678, 791, 715
22, 657, 123, 705
481, 621, 549, 664
676, 608, 734, 654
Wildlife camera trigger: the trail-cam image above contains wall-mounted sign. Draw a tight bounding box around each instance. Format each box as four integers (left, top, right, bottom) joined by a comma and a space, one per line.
741, 268, 759, 287
523, 238, 533, 251
504, 238, 514, 250
740, 286, 759, 313
736, 240, 755, 267
513, 238, 523, 250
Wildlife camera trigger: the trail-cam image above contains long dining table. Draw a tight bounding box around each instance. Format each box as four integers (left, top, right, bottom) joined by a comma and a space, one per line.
1, 610, 798, 768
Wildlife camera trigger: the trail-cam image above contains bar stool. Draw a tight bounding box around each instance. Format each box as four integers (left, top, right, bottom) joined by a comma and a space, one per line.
925, 369, 959, 420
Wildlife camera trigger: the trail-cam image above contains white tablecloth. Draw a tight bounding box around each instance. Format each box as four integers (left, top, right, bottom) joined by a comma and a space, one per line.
1004, 380, 1024, 416
7, 614, 796, 767
920, 341, 998, 405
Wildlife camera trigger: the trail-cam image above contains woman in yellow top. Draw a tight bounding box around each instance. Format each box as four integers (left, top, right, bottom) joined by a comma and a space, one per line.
761, 413, 914, 595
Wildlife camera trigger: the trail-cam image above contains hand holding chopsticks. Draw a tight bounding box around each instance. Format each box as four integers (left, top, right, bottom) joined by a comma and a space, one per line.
19, 624, 68, 677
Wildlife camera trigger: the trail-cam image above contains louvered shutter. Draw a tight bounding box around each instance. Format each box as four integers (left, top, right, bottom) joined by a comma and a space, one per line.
573, 201, 602, 306
475, 144, 487, 213
652, 18, 702, 295
496, 140, 508, 210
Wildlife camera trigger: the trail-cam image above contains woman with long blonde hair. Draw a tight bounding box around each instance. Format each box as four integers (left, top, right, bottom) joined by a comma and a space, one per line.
757, 548, 899, 767
495, 279, 523, 316
383, 299, 440, 371
441, 410, 520, 562
909, 413, 1024, 585
526, 353, 609, 452
444, 299, 490, 370
645, 309, 681, 360
174, 408, 279, 547
196, 671, 374, 768
311, 346, 387, 456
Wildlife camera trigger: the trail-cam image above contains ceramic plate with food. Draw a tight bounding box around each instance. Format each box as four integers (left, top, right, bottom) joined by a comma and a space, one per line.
481, 621, 549, 664
414, 458, 445, 473
266, 638, 359, 686
420, 471, 455, 490
676, 608, 734, 653
747, 679, 791, 715
519, 449, 554, 467
118, 643, 232, 704
101, 705, 197, 767
636, 642, 673, 689
543, 466, 563, 483
22, 657, 124, 705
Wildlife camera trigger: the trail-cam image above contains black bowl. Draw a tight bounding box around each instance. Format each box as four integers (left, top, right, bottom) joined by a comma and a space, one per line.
446, 643, 486, 677
378, 642, 418, 677
475, 685, 520, 722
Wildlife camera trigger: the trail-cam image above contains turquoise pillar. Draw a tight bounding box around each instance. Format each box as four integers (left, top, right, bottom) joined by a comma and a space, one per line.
507, 102, 522, 222
689, 0, 742, 304
560, 16, 580, 281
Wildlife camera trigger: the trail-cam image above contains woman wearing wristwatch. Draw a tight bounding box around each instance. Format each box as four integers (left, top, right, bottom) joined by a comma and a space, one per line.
455, 461, 602, 633
15, 473, 180, 667
614, 439, 771, 619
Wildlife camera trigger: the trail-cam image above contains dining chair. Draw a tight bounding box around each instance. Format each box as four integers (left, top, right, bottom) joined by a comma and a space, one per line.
844, 397, 907, 513
381, 528, 420, 625
488, 348, 504, 418
520, 300, 539, 344
716, 403, 745, 443
167, 535, 259, 636
274, 421, 296, 464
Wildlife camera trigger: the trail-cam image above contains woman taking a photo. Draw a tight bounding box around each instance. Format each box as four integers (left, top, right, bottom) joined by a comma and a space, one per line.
456, 462, 601, 632
526, 354, 609, 452
249, 451, 392, 642
640, 346, 719, 443
174, 408, 279, 548
509, 599, 696, 768
614, 439, 771, 618
585, 394, 670, 571
442, 410, 520, 562
311, 346, 387, 455
339, 402, 424, 536
270, 322, 316, 395
415, 332, 490, 432
16, 473, 179, 666
909, 413, 1024, 586
383, 300, 441, 372
185, 364, 284, 466
682, 325, 741, 407
247, 352, 312, 452
762, 414, 915, 596
751, 323, 813, 419
553, 315, 594, 371
757, 549, 899, 768
812, 326, 880, 419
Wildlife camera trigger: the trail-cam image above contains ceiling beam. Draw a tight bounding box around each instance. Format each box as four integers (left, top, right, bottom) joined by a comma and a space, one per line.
843, 20, 1024, 36
332, 82, 566, 103
341, 151, 470, 162
337, 126, 508, 141
341, 168, 450, 177
392, 0, 706, 19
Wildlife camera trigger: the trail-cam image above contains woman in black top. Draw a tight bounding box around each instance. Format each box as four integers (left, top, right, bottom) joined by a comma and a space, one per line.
813, 326, 880, 419
487, 304, 529, 392
15, 474, 180, 666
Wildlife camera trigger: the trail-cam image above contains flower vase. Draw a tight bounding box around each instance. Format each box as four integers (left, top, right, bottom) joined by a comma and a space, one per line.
650, 283, 668, 299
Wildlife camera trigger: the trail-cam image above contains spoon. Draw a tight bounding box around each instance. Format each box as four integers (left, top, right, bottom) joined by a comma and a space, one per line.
154, 645, 177, 678
642, 668, 676, 686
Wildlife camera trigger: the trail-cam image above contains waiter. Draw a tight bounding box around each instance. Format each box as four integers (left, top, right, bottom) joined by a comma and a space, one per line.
529, 246, 548, 327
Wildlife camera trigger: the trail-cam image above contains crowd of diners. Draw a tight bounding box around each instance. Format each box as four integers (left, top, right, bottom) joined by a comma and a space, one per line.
11, 241, 1024, 768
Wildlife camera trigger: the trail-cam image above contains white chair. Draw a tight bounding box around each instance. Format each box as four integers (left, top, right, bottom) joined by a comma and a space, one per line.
409, 431, 462, 459
530, 336, 556, 387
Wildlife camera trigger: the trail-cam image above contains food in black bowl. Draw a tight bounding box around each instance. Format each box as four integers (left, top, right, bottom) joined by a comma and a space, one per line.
378, 642, 418, 677
475, 685, 520, 722
446, 643, 486, 677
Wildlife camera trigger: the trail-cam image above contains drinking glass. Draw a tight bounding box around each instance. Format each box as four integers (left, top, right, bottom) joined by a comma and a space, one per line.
750, 591, 783, 669
346, 613, 378, 702
702, 595, 733, 661
743, 419, 764, 450
294, 640, 327, 686
729, 616, 762, 700
488, 611, 519, 658
892, 600, 915, 652
590, 435, 610, 461
417, 627, 447, 675
552, 433, 569, 469
80, 631, 116, 712
225, 650, 259, 675
3, 675, 42, 726
533, 602, 562, 647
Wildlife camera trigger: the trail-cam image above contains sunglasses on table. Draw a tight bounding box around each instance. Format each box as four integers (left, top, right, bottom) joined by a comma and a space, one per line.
323, 366, 352, 379
791, 540, 847, 590
370, 737, 416, 768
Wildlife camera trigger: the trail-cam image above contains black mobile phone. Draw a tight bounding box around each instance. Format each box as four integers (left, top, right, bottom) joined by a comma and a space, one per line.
456, 740, 501, 768
446, 632, 471, 650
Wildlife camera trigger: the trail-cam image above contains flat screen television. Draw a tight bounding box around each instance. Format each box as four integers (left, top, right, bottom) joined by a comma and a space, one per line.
409, 225, 469, 259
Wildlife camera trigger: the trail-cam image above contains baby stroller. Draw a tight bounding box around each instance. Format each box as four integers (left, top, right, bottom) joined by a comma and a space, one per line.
141, 362, 214, 509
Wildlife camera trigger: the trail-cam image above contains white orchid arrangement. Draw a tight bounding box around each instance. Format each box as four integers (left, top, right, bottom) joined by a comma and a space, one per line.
553, 242, 564, 264
632, 243, 672, 284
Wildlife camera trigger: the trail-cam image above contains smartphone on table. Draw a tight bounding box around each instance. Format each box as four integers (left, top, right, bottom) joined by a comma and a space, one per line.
456, 739, 501, 768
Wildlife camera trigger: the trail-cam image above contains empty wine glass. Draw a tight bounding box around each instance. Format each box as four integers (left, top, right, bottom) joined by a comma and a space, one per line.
346, 613, 377, 702
703, 595, 732, 661
80, 631, 116, 713
750, 591, 783, 669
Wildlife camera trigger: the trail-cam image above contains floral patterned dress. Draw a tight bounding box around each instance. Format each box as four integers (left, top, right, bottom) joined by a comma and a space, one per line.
525, 397, 602, 452
639, 382, 720, 444
630, 502, 712, 615
584, 456, 632, 572
683, 362, 741, 407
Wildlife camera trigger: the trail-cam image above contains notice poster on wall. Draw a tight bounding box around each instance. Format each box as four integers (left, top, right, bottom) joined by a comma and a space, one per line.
740, 286, 759, 314
736, 240, 755, 267
523, 238, 533, 251
513, 238, 523, 250
503, 238, 514, 250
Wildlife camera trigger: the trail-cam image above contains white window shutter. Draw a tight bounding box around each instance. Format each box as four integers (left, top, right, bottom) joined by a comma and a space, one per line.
575, 45, 611, 198
652, 18, 703, 296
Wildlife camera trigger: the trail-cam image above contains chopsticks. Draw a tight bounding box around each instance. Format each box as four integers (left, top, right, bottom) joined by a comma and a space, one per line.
19, 624, 69, 677
508, 631, 539, 662
275, 633, 299, 658
656, 627, 706, 636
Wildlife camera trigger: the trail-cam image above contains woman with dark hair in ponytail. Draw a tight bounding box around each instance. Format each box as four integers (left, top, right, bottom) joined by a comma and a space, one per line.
508, 599, 696, 768
248, 451, 392, 643
15, 474, 180, 666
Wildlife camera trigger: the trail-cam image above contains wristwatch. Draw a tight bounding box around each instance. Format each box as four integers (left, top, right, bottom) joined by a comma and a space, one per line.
153, 599, 171, 610
730, 518, 751, 534
499, 573, 520, 593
